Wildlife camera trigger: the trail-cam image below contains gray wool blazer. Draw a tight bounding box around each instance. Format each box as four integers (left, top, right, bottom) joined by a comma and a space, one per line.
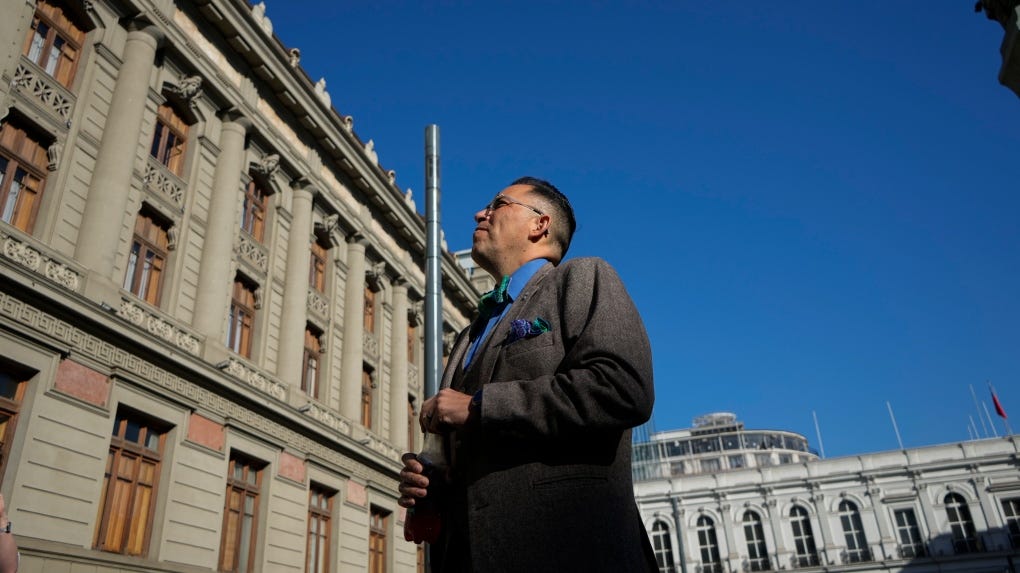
434, 257, 658, 573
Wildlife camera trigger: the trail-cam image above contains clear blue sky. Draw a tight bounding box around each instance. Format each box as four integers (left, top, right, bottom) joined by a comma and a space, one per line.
269, 2, 1019, 458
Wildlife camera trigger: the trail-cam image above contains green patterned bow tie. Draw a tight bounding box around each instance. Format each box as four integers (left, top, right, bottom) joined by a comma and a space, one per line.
477, 275, 511, 320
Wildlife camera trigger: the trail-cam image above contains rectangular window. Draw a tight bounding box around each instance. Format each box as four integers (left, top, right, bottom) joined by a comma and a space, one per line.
368, 507, 388, 573
306, 485, 334, 573
363, 288, 376, 334
150, 104, 188, 176
728, 454, 745, 469
219, 453, 263, 573
0, 122, 48, 233
0, 362, 29, 487
309, 240, 327, 292
123, 209, 170, 305
894, 508, 925, 558
1003, 498, 1020, 549
94, 408, 166, 556
241, 180, 269, 242
361, 368, 373, 429
302, 327, 321, 399
228, 278, 257, 358
21, 1, 84, 87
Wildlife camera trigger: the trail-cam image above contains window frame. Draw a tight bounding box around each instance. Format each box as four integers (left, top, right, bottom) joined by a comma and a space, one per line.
368, 507, 388, 573
696, 515, 723, 573
742, 511, 770, 571
241, 179, 270, 243
361, 367, 373, 429
944, 493, 978, 554
309, 238, 328, 293
302, 326, 322, 399
650, 520, 676, 573
0, 364, 29, 488
228, 277, 257, 358
149, 104, 188, 177
219, 453, 264, 573
93, 408, 167, 556
0, 121, 48, 233
22, 0, 85, 88
363, 287, 376, 334
837, 500, 870, 563
1002, 497, 1020, 549
893, 507, 925, 558
789, 506, 819, 567
306, 484, 334, 573
123, 208, 170, 306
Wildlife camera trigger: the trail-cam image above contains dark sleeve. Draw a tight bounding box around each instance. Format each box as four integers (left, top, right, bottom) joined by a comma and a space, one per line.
479, 259, 654, 438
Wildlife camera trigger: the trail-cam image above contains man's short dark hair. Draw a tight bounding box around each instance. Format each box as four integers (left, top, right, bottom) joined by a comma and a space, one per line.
512, 176, 576, 254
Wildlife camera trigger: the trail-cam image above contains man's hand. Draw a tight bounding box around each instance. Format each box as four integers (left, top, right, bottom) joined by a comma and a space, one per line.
419, 388, 475, 433
397, 453, 429, 508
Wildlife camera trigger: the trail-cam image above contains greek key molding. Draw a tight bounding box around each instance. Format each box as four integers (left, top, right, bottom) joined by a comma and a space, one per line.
116, 299, 201, 356
0, 291, 396, 484
2, 231, 82, 292
143, 158, 185, 208
221, 358, 286, 401
12, 62, 74, 122
237, 233, 268, 273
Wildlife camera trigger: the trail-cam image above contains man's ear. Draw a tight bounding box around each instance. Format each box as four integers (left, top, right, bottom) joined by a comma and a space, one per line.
528, 214, 552, 240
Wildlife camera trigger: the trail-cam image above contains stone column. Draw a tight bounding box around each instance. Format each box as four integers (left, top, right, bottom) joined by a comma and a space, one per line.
716, 503, 738, 570
809, 491, 837, 566
763, 498, 786, 567
865, 486, 893, 559
192, 114, 251, 342
277, 182, 314, 391
339, 236, 367, 421
389, 280, 410, 449
76, 21, 164, 281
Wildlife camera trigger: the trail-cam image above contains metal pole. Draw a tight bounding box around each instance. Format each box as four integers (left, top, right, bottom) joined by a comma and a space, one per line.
886, 401, 904, 450
812, 411, 826, 459
423, 124, 442, 573
424, 125, 442, 401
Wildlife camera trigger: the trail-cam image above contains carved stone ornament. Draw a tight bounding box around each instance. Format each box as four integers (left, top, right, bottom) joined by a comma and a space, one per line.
341, 115, 354, 131
315, 213, 339, 237
408, 301, 423, 326
314, 78, 331, 107
253, 286, 264, 309
252, 1, 273, 35
386, 169, 396, 184
365, 261, 386, 291
288, 48, 301, 68
170, 76, 203, 102
443, 331, 457, 354
46, 141, 60, 171
364, 139, 378, 164
252, 153, 280, 177
166, 226, 178, 251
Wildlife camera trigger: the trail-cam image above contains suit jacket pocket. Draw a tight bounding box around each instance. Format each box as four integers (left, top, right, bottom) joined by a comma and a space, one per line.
503, 331, 555, 358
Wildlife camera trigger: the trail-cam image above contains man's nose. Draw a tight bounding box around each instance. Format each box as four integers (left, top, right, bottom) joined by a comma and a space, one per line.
474, 209, 489, 222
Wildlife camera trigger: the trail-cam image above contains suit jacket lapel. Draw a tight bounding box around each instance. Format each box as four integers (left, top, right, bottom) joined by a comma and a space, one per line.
463, 262, 555, 393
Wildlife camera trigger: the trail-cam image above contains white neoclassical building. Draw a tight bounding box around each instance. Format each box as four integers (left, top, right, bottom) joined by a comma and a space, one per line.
634, 415, 1020, 573
0, 0, 478, 571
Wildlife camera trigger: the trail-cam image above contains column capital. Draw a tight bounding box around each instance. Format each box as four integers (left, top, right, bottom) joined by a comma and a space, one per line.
219, 108, 253, 132
125, 18, 165, 47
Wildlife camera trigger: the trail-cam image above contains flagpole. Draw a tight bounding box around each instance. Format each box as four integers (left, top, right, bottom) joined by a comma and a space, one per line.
982, 401, 999, 438
812, 411, 826, 459
970, 384, 989, 437
968, 415, 979, 441
886, 401, 904, 450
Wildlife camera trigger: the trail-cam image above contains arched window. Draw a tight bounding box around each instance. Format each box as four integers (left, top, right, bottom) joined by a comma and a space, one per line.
650, 520, 675, 573
742, 511, 770, 571
696, 515, 723, 573
790, 506, 819, 566
945, 493, 978, 553
837, 500, 870, 563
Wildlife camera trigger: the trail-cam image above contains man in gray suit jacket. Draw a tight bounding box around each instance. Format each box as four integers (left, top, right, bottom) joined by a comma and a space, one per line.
399, 177, 657, 572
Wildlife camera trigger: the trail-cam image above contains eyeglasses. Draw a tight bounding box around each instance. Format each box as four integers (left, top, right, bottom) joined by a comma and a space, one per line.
482, 194, 544, 216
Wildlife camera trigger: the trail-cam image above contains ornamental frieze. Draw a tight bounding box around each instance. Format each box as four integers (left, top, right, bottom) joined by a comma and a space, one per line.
12, 62, 74, 122
116, 299, 201, 355
2, 232, 82, 292
237, 233, 269, 273
143, 159, 185, 208
221, 358, 286, 401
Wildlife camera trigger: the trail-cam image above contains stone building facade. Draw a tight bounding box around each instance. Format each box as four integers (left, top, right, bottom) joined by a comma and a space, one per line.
0, 0, 478, 571
634, 420, 1020, 573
